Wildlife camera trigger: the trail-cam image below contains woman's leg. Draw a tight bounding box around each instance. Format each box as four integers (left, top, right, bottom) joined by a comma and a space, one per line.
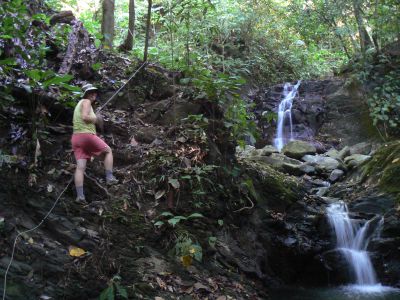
102, 146, 118, 184
75, 159, 87, 199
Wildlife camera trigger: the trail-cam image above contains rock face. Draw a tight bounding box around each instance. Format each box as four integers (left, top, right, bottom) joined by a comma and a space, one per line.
250, 80, 380, 149
283, 140, 317, 159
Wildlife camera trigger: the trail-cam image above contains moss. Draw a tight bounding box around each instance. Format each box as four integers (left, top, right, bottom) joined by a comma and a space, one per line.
240, 160, 304, 211
362, 141, 400, 200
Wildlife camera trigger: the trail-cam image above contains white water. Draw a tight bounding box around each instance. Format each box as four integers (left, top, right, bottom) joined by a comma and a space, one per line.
274, 81, 301, 151
327, 201, 386, 292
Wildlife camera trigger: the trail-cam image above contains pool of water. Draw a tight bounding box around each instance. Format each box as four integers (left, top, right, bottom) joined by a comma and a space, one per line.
270, 285, 400, 300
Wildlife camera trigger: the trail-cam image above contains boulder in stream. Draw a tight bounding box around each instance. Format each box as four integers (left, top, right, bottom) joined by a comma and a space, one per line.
283, 140, 317, 159
302, 154, 340, 172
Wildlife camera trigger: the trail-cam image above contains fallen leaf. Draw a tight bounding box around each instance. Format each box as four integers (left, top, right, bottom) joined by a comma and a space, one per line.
183, 286, 193, 294
155, 190, 166, 200
130, 136, 139, 147
28, 237, 34, 244
155, 297, 164, 300
216, 296, 227, 300
47, 168, 56, 175
194, 282, 209, 291
156, 277, 167, 290
392, 158, 399, 163
34, 139, 41, 166
181, 255, 192, 267
68, 246, 86, 257
47, 184, 54, 193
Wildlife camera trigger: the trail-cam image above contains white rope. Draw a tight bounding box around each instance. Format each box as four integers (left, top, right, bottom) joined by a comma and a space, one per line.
97, 61, 147, 112
2, 178, 73, 300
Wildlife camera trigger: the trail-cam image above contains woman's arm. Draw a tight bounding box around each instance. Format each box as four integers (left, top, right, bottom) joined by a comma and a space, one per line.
81, 99, 97, 124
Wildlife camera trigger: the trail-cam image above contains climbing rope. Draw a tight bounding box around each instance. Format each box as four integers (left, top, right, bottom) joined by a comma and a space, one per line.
2, 177, 73, 300
2, 60, 147, 300
97, 61, 148, 112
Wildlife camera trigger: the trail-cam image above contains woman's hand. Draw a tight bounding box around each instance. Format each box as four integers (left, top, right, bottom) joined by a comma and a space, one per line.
96, 112, 104, 131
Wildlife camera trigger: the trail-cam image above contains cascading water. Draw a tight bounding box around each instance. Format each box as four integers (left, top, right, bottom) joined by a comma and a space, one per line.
274, 80, 301, 151
327, 201, 386, 291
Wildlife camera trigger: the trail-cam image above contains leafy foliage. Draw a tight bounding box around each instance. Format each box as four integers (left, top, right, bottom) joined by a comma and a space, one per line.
99, 275, 128, 300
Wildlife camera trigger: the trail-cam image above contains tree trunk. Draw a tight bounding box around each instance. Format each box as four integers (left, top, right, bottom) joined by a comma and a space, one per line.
101, 0, 115, 49
119, 0, 135, 52
352, 0, 373, 54
143, 0, 152, 61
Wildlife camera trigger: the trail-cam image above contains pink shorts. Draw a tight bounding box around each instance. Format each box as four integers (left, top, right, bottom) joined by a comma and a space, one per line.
71, 133, 109, 160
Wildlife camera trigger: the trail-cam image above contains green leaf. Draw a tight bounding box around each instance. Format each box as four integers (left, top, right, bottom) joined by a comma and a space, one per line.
42, 74, 73, 88
92, 63, 102, 71
187, 213, 204, 219
218, 219, 224, 226
99, 285, 114, 300
168, 216, 186, 227
168, 177, 180, 189
160, 211, 174, 217
25, 69, 42, 81
115, 283, 128, 299
0, 58, 17, 66
154, 221, 164, 227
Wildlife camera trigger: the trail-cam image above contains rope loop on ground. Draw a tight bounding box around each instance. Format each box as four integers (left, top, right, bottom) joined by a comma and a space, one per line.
2, 177, 73, 300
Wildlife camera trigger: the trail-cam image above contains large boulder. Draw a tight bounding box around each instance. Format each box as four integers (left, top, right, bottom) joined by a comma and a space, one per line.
344, 154, 371, 168
259, 145, 279, 156
249, 153, 302, 172
361, 141, 400, 196
283, 140, 317, 159
302, 155, 340, 172
349, 142, 372, 155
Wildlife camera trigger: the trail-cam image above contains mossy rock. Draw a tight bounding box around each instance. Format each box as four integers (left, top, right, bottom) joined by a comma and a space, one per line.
362, 141, 400, 198
240, 160, 305, 211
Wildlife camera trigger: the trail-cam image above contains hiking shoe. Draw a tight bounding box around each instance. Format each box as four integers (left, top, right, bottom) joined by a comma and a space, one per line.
75, 196, 87, 204
106, 176, 119, 186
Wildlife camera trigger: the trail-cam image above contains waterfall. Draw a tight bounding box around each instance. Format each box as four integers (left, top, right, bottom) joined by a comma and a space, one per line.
326, 201, 384, 286
274, 81, 301, 151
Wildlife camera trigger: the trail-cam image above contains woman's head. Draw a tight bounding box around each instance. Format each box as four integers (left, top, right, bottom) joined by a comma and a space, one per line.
82, 84, 99, 101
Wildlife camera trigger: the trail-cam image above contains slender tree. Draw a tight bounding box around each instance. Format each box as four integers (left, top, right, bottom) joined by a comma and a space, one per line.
101, 0, 115, 49
119, 0, 135, 52
352, 0, 373, 54
143, 0, 152, 61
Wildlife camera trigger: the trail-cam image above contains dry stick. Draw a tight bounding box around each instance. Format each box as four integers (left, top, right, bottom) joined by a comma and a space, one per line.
233, 196, 255, 213
84, 173, 112, 198
2, 178, 73, 300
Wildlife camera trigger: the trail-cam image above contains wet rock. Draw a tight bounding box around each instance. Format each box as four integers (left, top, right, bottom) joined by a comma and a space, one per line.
314, 187, 329, 197
249, 153, 302, 172
283, 140, 317, 159
259, 145, 279, 156
344, 154, 371, 168
349, 142, 372, 155
321, 249, 352, 284
329, 169, 344, 183
302, 155, 340, 172
299, 164, 316, 175
326, 149, 341, 160
338, 146, 350, 160
236, 145, 256, 158
349, 192, 396, 215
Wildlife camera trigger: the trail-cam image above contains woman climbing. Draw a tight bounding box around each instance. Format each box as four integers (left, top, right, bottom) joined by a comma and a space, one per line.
71, 83, 118, 203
